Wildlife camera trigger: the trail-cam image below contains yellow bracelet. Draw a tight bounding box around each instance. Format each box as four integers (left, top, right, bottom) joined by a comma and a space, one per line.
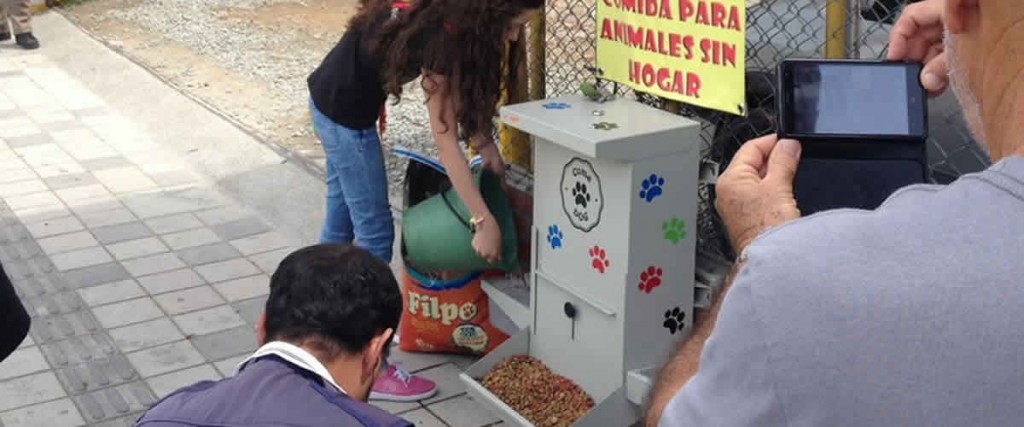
470, 216, 485, 233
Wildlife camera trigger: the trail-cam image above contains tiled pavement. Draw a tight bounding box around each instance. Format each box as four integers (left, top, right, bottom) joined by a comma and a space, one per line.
0, 49, 499, 426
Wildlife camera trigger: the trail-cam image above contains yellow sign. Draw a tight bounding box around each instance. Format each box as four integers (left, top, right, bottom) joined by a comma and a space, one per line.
596, 0, 747, 115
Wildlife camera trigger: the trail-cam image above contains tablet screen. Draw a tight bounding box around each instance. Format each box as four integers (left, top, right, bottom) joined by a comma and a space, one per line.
789, 63, 924, 138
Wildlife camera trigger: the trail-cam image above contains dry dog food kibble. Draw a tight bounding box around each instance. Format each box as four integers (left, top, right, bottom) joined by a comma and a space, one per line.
481, 355, 595, 427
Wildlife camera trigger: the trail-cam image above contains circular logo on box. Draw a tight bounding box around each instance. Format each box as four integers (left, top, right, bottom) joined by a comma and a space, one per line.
452, 324, 488, 353
561, 157, 603, 232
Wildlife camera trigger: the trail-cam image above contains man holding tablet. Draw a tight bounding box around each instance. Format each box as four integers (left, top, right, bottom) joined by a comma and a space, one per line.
648, 0, 1024, 425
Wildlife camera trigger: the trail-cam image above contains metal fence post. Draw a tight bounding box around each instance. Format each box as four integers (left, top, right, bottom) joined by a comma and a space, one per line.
662, 99, 681, 114
528, 12, 547, 101
825, 0, 848, 58
497, 30, 534, 171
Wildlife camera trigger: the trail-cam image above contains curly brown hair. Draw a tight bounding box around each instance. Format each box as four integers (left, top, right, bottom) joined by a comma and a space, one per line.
350, 0, 543, 140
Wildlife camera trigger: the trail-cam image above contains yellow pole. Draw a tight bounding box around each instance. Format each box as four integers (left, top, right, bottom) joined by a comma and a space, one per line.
825, 0, 848, 59
528, 13, 546, 101
494, 30, 534, 171
662, 99, 681, 114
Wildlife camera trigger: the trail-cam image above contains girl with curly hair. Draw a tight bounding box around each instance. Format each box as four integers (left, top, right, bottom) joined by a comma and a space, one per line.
307, 0, 542, 401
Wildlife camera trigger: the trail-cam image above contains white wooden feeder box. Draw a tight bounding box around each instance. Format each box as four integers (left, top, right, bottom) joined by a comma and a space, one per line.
461, 95, 703, 426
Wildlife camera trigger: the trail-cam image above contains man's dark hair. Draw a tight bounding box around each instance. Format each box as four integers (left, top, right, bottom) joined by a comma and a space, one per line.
263, 244, 401, 358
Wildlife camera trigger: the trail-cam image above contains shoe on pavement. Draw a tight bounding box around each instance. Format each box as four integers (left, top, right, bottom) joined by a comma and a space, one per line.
15, 33, 39, 50
0, 33, 10, 42
370, 365, 438, 402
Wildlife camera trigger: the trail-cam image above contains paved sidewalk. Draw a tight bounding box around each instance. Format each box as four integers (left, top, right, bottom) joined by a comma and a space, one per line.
0, 16, 498, 427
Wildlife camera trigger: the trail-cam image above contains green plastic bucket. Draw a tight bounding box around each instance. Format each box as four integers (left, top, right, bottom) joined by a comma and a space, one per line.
402, 169, 518, 272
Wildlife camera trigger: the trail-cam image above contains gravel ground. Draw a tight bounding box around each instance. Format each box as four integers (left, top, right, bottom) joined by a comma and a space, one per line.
112, 0, 301, 97
103, 0, 439, 204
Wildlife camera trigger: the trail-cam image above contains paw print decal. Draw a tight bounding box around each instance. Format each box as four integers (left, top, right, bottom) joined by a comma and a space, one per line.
572, 182, 591, 208
638, 266, 663, 294
639, 174, 665, 203
663, 307, 686, 335
546, 224, 564, 249
543, 102, 571, 110
662, 217, 686, 244
589, 245, 610, 274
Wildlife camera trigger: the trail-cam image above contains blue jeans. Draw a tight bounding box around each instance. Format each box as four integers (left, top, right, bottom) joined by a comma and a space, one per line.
311, 100, 394, 263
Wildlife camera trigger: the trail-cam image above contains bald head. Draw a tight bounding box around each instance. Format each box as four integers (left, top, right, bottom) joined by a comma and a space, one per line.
944, 0, 1024, 160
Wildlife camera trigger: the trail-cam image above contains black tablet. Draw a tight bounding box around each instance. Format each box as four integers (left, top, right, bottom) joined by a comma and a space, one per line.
777, 59, 929, 214
778, 59, 927, 141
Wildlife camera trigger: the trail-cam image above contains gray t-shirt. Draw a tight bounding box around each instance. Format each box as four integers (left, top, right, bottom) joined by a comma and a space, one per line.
661, 156, 1024, 426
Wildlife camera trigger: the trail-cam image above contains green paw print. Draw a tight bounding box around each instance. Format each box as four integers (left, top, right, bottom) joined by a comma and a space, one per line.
662, 217, 686, 244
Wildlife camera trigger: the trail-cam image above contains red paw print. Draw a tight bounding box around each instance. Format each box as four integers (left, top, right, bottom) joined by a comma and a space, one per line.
589, 245, 610, 274
638, 266, 663, 294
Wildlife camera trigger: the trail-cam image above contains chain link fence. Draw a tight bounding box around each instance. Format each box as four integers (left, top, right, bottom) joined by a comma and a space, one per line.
382, 0, 989, 264
534, 0, 989, 261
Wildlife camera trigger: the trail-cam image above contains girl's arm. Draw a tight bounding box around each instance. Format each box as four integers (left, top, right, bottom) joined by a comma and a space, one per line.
472, 133, 507, 182
423, 71, 503, 262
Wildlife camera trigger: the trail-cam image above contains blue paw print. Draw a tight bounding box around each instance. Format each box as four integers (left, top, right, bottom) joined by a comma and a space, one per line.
543, 102, 571, 110
546, 224, 564, 249
639, 174, 666, 203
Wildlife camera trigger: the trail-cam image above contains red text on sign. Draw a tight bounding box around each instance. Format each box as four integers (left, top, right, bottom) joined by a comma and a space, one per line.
599, 19, 738, 67
628, 60, 702, 98
699, 38, 736, 67
679, 0, 742, 31
600, 0, 742, 31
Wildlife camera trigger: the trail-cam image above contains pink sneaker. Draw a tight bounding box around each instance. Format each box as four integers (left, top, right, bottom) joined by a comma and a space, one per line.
370, 365, 438, 402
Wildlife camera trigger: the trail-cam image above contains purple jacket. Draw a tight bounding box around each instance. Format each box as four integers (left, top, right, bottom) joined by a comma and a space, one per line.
135, 355, 412, 427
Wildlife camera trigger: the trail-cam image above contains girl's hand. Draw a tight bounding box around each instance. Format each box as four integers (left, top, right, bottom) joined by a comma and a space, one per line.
477, 142, 507, 182
472, 216, 503, 264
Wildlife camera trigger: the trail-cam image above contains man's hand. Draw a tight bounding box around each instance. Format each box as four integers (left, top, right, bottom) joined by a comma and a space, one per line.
715, 135, 801, 255
887, 0, 948, 96
648, 136, 798, 426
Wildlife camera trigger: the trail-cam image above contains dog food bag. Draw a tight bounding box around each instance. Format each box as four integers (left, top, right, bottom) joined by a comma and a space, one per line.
400, 266, 509, 355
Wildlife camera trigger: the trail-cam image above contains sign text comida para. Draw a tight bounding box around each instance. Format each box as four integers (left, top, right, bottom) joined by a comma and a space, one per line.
596, 0, 746, 115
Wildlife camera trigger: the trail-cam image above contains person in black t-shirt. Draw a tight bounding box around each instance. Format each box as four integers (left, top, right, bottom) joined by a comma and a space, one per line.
307, 0, 541, 402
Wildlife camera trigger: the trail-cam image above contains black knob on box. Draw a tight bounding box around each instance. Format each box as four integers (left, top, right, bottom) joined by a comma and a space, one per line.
564, 302, 577, 319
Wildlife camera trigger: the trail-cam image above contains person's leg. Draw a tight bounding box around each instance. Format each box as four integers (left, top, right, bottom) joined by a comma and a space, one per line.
0, 1, 10, 40
315, 113, 436, 401
334, 128, 394, 263
6, 0, 36, 49
0, 261, 30, 363
320, 153, 356, 244
310, 101, 433, 400
311, 101, 355, 245
0, 0, 11, 41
